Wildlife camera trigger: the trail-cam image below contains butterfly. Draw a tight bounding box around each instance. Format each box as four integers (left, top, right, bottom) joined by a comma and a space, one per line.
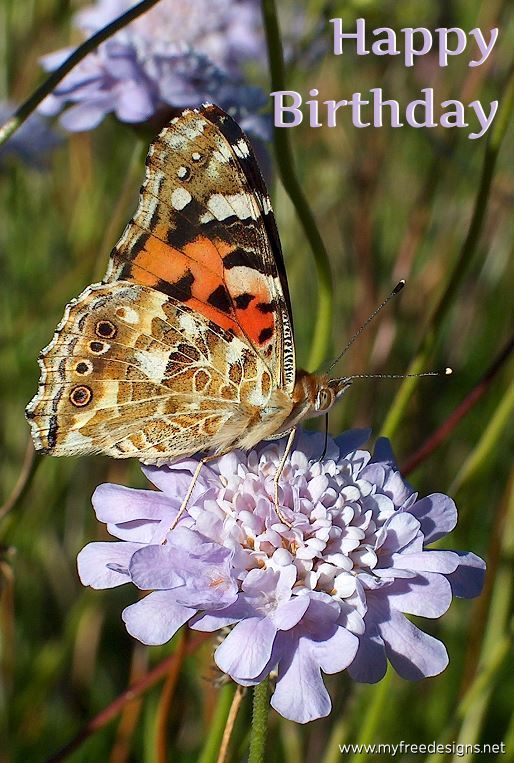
26, 104, 351, 513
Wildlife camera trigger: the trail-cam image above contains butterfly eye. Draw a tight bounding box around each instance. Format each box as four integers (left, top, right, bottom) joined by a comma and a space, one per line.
315, 388, 333, 412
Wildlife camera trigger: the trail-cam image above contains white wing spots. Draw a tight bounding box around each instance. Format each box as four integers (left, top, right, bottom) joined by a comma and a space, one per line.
233, 138, 250, 158
138, 172, 162, 226
213, 146, 231, 164
164, 119, 207, 150
62, 430, 94, 451
207, 194, 235, 220
171, 187, 192, 210
177, 166, 189, 180
185, 121, 207, 138
177, 312, 198, 336
145, 169, 164, 197
199, 210, 215, 224
138, 196, 158, 228
191, 151, 203, 162
134, 349, 170, 381
115, 306, 140, 325
207, 192, 258, 221
245, 387, 268, 407
227, 341, 244, 366
259, 193, 273, 214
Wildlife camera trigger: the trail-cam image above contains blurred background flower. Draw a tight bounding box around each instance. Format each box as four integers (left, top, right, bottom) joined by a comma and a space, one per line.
0, 102, 61, 169
38, 0, 270, 139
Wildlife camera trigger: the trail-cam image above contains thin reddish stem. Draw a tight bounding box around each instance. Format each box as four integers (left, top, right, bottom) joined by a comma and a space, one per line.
47, 631, 209, 763
156, 629, 190, 763
402, 335, 514, 475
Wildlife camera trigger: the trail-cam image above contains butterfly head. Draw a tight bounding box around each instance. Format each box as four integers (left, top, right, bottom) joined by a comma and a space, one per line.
292, 372, 352, 423
313, 376, 352, 415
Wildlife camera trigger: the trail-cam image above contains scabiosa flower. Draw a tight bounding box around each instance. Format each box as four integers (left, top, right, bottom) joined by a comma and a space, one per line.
0, 103, 61, 169
38, 0, 269, 139
78, 430, 485, 723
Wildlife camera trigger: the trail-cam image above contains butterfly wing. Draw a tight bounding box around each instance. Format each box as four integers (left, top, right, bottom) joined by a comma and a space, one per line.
26, 282, 285, 463
26, 105, 296, 462
106, 104, 295, 394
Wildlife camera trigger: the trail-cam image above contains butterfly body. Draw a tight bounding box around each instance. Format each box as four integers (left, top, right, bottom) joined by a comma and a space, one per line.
26, 105, 350, 465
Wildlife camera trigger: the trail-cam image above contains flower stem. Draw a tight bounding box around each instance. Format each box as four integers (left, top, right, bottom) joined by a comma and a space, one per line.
0, 0, 163, 148
248, 678, 270, 763
155, 629, 189, 763
261, 0, 333, 371
381, 66, 514, 439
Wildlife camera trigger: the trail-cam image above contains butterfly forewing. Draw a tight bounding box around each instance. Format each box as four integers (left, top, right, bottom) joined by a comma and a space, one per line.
106, 105, 295, 394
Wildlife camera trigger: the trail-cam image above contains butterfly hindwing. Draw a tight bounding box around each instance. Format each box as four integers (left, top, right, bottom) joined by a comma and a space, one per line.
26, 282, 281, 463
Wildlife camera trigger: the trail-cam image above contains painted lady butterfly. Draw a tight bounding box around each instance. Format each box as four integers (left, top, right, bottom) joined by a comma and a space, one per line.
26, 104, 350, 507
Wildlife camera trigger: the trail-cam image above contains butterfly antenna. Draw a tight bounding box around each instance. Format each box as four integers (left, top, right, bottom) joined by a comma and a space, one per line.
342, 368, 453, 382
325, 280, 406, 374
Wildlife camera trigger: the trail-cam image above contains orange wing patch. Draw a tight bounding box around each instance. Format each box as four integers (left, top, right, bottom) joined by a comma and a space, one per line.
121, 230, 277, 352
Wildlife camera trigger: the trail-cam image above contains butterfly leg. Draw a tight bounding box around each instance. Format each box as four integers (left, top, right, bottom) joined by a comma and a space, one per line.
273, 427, 297, 527
169, 451, 228, 533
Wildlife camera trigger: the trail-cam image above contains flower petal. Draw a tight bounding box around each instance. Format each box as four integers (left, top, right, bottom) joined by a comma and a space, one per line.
409, 494, 457, 543
334, 428, 371, 458
122, 591, 193, 645
77, 541, 141, 588
385, 572, 453, 618
142, 461, 215, 498
92, 483, 178, 543
270, 595, 310, 630
129, 544, 186, 590
381, 513, 421, 553
379, 609, 448, 679
215, 617, 277, 680
272, 644, 331, 722
446, 551, 486, 598
390, 550, 460, 574
347, 629, 387, 683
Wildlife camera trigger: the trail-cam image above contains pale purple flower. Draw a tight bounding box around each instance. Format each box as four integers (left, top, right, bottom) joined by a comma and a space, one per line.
0, 103, 61, 169
78, 431, 485, 723
39, 0, 269, 140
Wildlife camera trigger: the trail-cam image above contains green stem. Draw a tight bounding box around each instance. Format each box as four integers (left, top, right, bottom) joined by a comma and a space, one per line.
0, 0, 162, 147
381, 66, 514, 439
248, 679, 270, 763
197, 683, 237, 763
348, 669, 393, 763
261, 0, 333, 371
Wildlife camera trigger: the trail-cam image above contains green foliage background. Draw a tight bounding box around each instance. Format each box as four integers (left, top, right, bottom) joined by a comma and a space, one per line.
0, 0, 513, 761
